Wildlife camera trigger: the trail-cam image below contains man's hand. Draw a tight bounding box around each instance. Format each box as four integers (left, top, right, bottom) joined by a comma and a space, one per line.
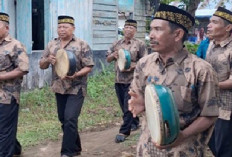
112, 51, 118, 59
121, 62, 136, 72
47, 55, 56, 65
153, 131, 187, 149
63, 73, 77, 80
106, 51, 118, 63
128, 90, 145, 117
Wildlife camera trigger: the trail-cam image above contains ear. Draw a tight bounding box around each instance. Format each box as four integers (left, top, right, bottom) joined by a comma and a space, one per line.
174, 29, 185, 42
226, 24, 232, 33
5, 24, 9, 31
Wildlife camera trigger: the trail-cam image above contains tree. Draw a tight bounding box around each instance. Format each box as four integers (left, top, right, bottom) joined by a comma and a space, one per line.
184, 0, 202, 17
148, 0, 202, 17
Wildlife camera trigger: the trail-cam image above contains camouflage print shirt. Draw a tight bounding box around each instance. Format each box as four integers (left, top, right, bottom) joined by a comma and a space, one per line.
131, 49, 220, 157
206, 36, 232, 120
41, 35, 94, 96
0, 35, 29, 104
107, 38, 147, 84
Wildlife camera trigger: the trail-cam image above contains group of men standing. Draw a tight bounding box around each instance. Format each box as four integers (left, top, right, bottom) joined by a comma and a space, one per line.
0, 3, 232, 157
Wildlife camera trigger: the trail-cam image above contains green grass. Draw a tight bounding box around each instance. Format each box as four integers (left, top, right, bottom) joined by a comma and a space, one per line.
18, 64, 121, 147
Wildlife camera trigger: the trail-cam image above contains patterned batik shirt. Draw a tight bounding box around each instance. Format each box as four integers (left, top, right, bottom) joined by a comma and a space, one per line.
107, 38, 147, 84
0, 35, 29, 104
131, 49, 220, 157
206, 36, 232, 120
41, 35, 94, 96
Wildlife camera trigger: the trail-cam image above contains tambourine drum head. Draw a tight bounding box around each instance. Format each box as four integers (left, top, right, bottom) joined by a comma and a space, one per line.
55, 49, 77, 79
145, 84, 180, 145
118, 49, 131, 71
145, 84, 163, 144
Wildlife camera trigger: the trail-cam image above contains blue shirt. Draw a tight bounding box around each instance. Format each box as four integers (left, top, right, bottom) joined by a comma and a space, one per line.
196, 38, 210, 59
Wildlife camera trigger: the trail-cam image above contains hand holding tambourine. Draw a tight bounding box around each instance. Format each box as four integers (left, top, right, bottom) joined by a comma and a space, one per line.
145, 84, 180, 146
47, 54, 56, 65
54, 49, 77, 79
117, 49, 131, 72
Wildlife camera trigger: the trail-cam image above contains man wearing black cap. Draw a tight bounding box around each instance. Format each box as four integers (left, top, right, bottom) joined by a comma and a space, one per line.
0, 12, 29, 157
128, 4, 220, 156
106, 19, 147, 143
39, 16, 94, 157
206, 7, 232, 157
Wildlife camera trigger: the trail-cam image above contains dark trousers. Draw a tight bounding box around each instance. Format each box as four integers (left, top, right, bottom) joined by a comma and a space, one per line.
0, 98, 21, 157
55, 89, 84, 156
115, 83, 139, 135
209, 115, 232, 157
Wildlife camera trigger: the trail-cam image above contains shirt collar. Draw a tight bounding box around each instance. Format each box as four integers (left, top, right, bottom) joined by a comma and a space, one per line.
57, 35, 76, 42
4, 34, 11, 42
56, 35, 76, 46
154, 48, 188, 65
121, 37, 134, 44
0, 34, 11, 45
212, 35, 232, 48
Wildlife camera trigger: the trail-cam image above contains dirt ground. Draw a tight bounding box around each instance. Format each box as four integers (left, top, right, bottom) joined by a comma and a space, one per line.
21, 126, 138, 157
20, 125, 214, 157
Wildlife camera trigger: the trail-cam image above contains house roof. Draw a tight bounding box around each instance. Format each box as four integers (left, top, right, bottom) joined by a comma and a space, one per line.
169, 0, 232, 18
196, 0, 232, 18
195, 9, 217, 18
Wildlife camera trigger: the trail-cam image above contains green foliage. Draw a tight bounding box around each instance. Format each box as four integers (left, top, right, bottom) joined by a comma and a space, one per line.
185, 42, 199, 54
160, 0, 174, 4
18, 64, 121, 147
19, 86, 59, 146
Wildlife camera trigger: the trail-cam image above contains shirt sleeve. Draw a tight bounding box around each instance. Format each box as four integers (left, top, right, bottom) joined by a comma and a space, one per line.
106, 40, 117, 57
138, 41, 148, 59
229, 49, 232, 80
197, 65, 220, 117
130, 60, 146, 98
41, 42, 52, 60
81, 43, 94, 67
12, 42, 29, 72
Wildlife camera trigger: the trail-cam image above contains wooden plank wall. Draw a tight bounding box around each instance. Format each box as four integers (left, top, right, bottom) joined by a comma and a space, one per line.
48, 0, 93, 46
118, 0, 134, 12
16, 0, 32, 54
134, 0, 146, 41
92, 0, 118, 51
0, 0, 16, 37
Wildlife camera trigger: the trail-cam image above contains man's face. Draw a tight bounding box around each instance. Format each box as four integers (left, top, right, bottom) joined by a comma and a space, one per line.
57, 23, 75, 39
123, 25, 136, 39
149, 19, 176, 53
0, 21, 8, 40
207, 16, 228, 39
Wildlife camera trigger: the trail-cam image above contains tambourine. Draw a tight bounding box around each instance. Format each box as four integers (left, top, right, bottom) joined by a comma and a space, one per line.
55, 49, 77, 79
117, 49, 131, 71
145, 84, 180, 145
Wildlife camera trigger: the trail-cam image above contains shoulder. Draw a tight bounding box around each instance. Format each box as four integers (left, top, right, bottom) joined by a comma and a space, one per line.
72, 37, 92, 52
138, 52, 158, 65
133, 38, 146, 45
114, 39, 123, 45
185, 53, 216, 78
225, 41, 232, 53
47, 38, 58, 47
10, 37, 25, 47
74, 37, 89, 46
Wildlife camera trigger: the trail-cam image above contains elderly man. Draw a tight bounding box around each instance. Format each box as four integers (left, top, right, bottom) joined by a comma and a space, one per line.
128, 4, 220, 156
106, 19, 147, 143
0, 12, 29, 157
206, 7, 232, 157
39, 16, 94, 157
